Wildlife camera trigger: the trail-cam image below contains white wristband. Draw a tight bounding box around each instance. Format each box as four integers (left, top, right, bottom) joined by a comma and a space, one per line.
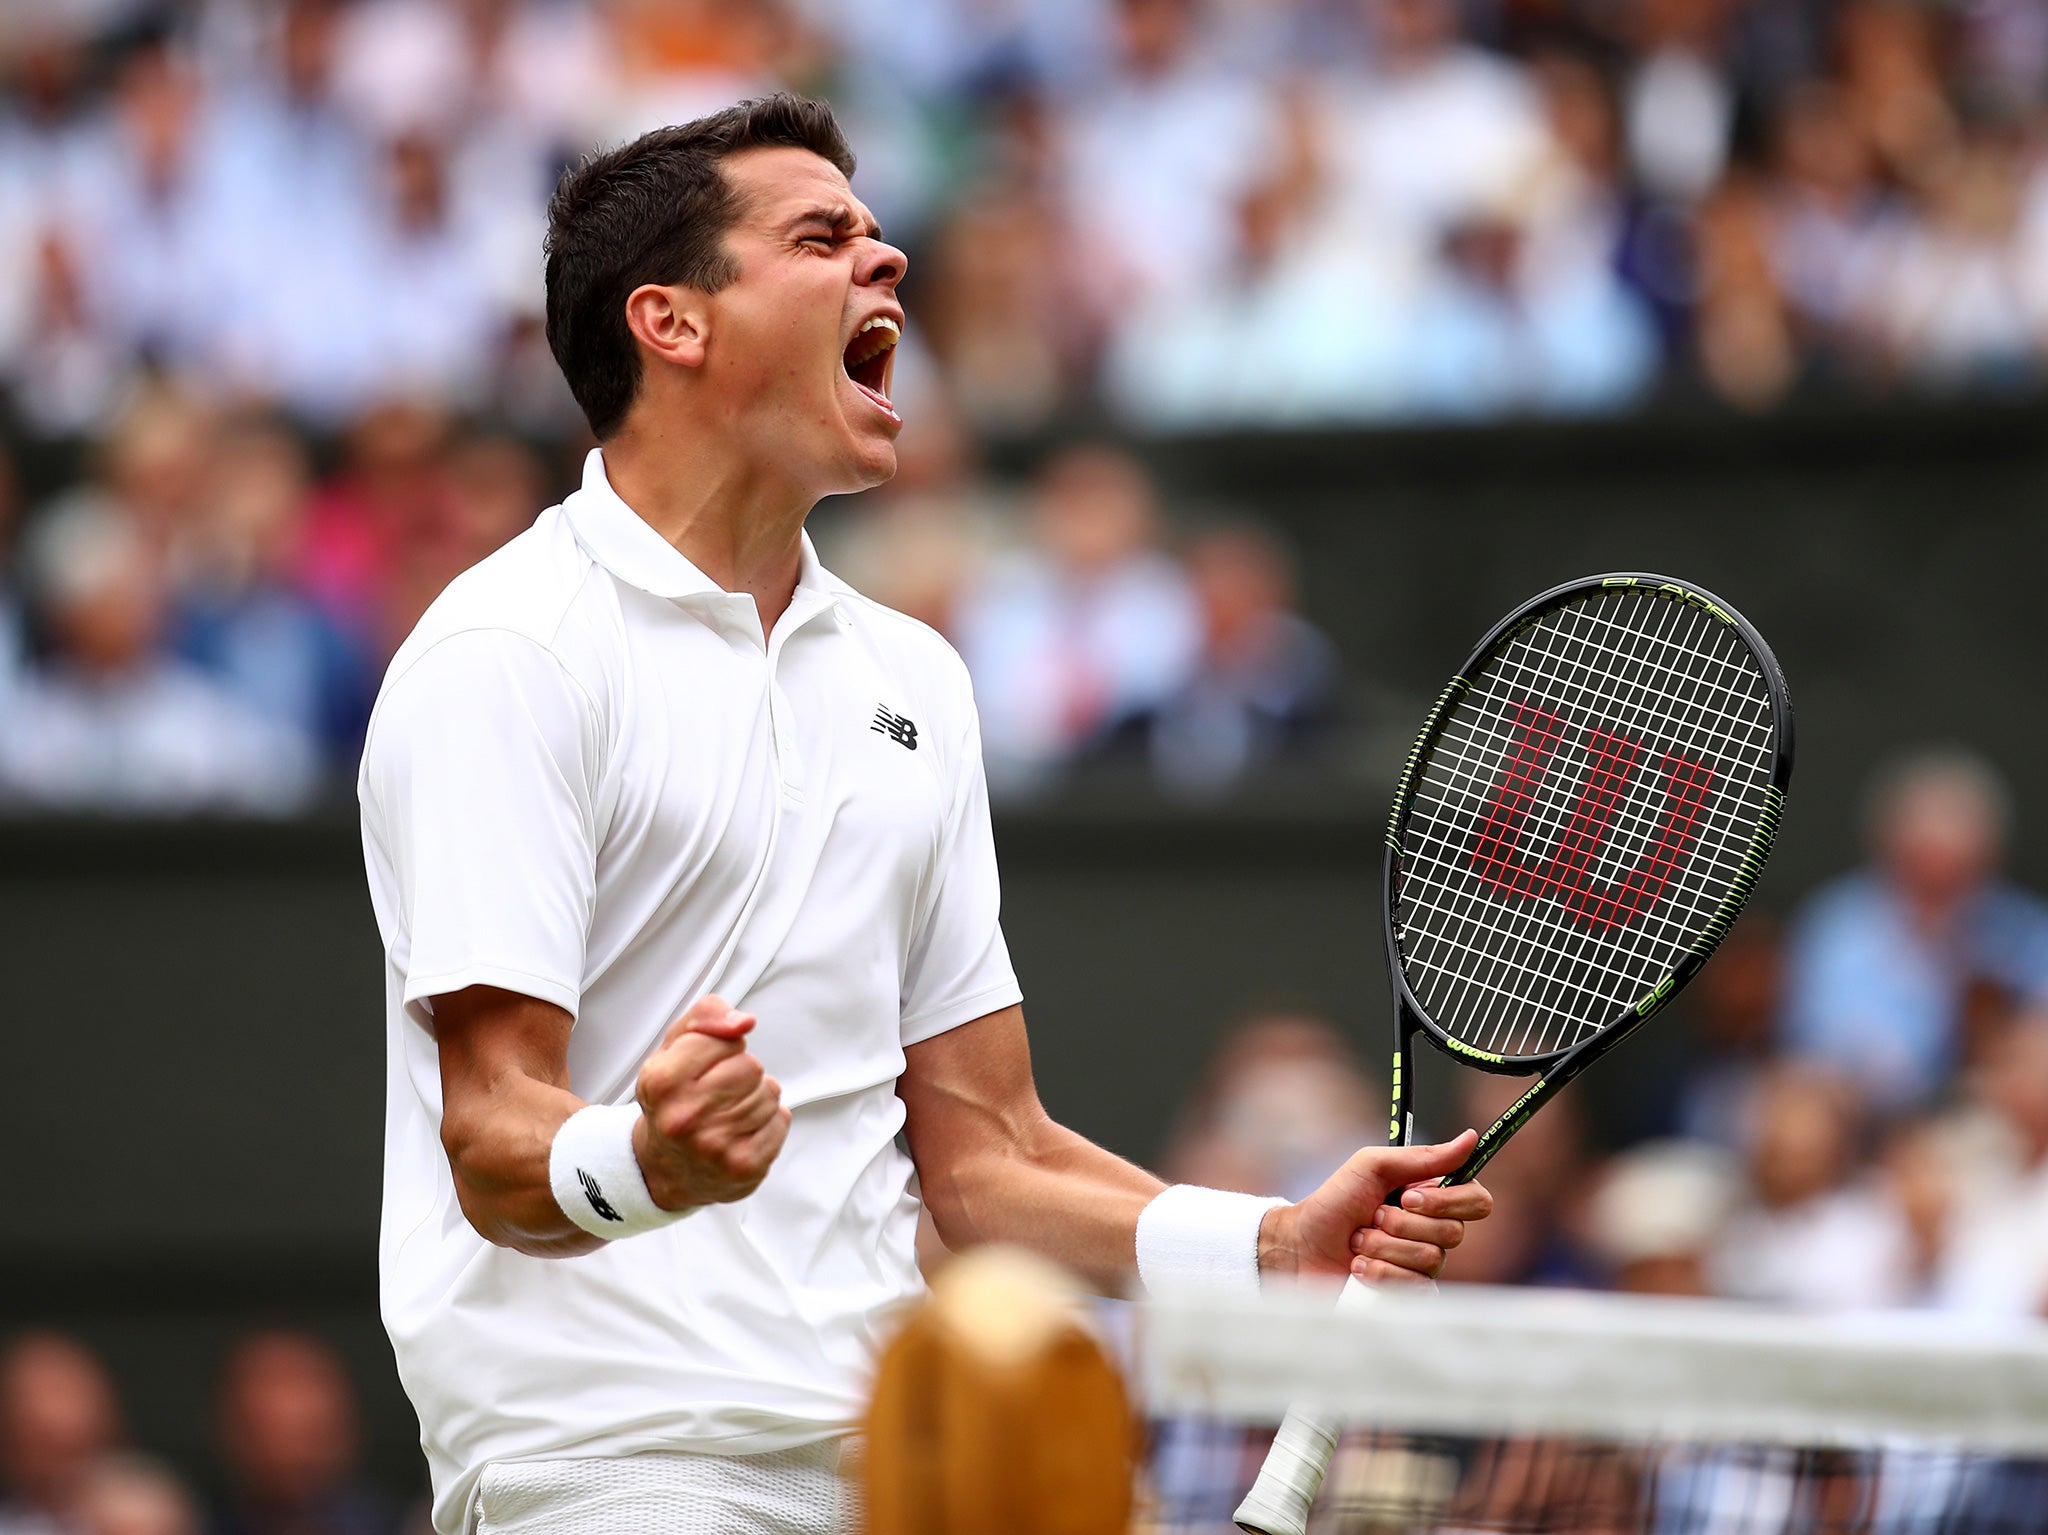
548, 1104, 697, 1240
1135, 1185, 1290, 1299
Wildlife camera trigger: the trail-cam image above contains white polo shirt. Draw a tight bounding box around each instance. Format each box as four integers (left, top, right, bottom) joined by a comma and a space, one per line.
359, 449, 1021, 1534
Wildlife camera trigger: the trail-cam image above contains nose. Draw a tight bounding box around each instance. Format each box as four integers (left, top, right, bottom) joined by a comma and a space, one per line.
857, 236, 907, 289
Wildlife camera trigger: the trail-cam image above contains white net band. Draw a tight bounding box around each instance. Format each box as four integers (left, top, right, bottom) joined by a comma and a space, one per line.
1143, 1284, 2048, 1454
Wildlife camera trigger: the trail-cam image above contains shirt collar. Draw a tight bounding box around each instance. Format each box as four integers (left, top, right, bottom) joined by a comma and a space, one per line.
563, 448, 842, 612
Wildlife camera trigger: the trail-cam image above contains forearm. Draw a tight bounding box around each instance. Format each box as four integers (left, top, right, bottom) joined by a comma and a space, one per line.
440, 1068, 603, 1258
916, 1108, 1164, 1293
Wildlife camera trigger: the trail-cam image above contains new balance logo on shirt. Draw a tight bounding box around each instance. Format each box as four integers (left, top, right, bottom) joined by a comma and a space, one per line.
871, 706, 918, 751
578, 1168, 624, 1222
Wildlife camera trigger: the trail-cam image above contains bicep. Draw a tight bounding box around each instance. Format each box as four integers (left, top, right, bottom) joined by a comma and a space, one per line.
898, 1004, 1045, 1166
434, 985, 576, 1130
898, 1003, 1162, 1279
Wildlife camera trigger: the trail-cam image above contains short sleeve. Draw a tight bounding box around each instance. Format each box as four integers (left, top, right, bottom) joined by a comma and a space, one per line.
361, 629, 601, 1026
899, 680, 1023, 1046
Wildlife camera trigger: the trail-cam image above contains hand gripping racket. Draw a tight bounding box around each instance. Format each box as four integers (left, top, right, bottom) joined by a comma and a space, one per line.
1232, 573, 1793, 1535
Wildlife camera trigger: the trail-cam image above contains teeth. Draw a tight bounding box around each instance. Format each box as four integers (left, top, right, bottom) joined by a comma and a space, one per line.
845, 315, 902, 373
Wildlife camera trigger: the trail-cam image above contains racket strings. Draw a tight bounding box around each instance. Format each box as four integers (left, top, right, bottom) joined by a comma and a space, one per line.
1395, 591, 1778, 1059
1408, 600, 1766, 1055
1422, 607, 1770, 933
1406, 597, 1771, 1055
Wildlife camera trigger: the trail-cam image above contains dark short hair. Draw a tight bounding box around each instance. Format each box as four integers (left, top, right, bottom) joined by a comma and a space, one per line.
544, 94, 856, 439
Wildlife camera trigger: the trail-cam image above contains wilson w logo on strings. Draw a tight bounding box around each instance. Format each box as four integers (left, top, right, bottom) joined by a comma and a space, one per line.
1466, 701, 1715, 931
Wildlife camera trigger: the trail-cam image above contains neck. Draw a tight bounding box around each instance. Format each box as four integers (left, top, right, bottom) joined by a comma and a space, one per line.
602, 412, 813, 634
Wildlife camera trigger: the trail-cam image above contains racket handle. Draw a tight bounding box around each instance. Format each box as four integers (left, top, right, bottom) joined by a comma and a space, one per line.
1231, 1276, 1378, 1535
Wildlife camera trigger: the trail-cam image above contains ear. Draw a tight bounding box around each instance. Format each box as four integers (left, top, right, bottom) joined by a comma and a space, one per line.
623, 283, 710, 371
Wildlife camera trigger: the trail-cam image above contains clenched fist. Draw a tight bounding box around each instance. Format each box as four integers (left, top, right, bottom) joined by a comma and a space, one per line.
632, 995, 791, 1210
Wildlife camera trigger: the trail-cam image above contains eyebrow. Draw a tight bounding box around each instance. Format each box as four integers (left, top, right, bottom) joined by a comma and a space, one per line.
787, 204, 883, 241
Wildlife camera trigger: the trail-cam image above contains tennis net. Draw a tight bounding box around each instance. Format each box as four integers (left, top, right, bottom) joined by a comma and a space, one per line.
1133, 1284, 2048, 1535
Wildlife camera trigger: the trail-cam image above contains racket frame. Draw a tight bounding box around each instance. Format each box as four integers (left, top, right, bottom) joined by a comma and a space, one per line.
1235, 573, 1793, 1535
1381, 573, 1793, 1185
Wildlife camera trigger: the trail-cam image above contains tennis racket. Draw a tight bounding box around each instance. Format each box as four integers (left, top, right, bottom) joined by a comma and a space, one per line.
1233, 573, 1793, 1535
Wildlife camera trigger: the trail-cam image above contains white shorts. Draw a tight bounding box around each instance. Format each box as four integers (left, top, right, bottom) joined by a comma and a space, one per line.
472, 1441, 860, 1535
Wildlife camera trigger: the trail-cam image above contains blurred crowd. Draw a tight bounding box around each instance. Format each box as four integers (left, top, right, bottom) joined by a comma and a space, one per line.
0, 396, 1345, 810
1164, 745, 2048, 1319
3, 0, 2047, 810
7, 0, 2048, 437
0, 1329, 414, 1535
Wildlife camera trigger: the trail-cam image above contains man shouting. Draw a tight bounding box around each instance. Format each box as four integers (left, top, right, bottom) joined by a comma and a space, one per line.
359, 94, 1491, 1535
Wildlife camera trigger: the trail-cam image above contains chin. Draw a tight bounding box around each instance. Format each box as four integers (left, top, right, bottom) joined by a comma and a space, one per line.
825, 403, 900, 492
851, 437, 899, 488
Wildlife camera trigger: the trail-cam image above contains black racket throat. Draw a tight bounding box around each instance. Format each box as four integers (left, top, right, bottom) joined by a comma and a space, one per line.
1377, 572, 1793, 1202
1387, 995, 1647, 1200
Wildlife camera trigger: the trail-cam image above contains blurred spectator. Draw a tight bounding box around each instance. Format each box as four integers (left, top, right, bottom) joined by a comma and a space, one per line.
1932, 1014, 2048, 1317
601, 0, 796, 138
1399, 191, 1660, 418
199, 0, 387, 420
1584, 1139, 1738, 1296
54, 40, 206, 376
70, 1455, 200, 1535
1836, 0, 1958, 189
1692, 171, 1801, 408
1779, 749, 2048, 1114
1104, 91, 1416, 426
0, 496, 318, 814
1766, 81, 1892, 382
0, 0, 2045, 830
1623, 0, 1736, 205
1855, 128, 2047, 390
0, 0, 2040, 459
1321, 0, 1551, 252
923, 185, 1089, 436
0, 1332, 123, 1535
1103, 521, 1339, 798
171, 416, 374, 761
1664, 918, 1783, 1148
379, 428, 544, 647
350, 131, 502, 409
1878, 1111, 1961, 1307
1056, 0, 1282, 315
1159, 1010, 1380, 1202
94, 386, 218, 577
0, 23, 130, 434
957, 444, 1198, 792
1441, 1074, 1596, 1288
1710, 1062, 1913, 1310
296, 399, 457, 660
212, 1334, 399, 1535
1385, 34, 1658, 418
328, 0, 612, 154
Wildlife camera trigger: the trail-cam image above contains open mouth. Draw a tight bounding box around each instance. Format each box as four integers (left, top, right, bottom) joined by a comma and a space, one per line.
842, 315, 901, 420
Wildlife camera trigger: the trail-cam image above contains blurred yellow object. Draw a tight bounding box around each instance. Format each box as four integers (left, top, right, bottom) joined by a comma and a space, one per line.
862, 1246, 1135, 1535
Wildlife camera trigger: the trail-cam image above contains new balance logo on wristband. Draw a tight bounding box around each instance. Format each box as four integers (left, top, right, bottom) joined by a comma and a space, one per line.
577, 1168, 624, 1223
871, 706, 918, 750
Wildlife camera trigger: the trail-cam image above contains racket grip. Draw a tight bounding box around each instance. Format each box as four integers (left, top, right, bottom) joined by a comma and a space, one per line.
1231, 1276, 1378, 1535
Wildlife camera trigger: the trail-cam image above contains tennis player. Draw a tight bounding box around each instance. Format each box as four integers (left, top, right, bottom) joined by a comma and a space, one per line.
359, 94, 1492, 1535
